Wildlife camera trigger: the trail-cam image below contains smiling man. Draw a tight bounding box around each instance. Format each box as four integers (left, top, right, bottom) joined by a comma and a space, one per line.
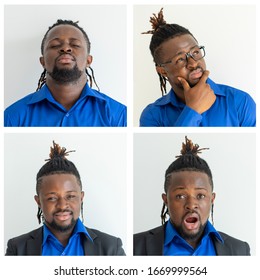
133, 136, 250, 256
4, 20, 126, 127
139, 8, 255, 127
5, 141, 126, 256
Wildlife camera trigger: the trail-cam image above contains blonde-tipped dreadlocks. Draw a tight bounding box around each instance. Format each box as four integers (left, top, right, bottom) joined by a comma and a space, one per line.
161, 136, 213, 225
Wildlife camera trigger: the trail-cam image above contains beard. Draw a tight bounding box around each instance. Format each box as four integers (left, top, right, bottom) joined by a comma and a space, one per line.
174, 221, 206, 242
44, 216, 77, 233
171, 212, 207, 243
48, 64, 83, 84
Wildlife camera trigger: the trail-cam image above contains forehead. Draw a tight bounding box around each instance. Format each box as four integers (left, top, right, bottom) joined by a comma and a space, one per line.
39, 173, 81, 194
159, 34, 198, 57
168, 170, 211, 191
45, 24, 86, 42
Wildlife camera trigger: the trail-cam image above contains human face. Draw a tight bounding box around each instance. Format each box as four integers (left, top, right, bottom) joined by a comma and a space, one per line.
162, 171, 215, 246
34, 173, 84, 234
156, 34, 206, 96
40, 25, 92, 83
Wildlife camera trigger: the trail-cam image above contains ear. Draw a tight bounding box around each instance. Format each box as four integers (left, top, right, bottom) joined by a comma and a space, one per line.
86, 55, 93, 67
162, 193, 168, 205
81, 191, 85, 202
211, 192, 216, 204
34, 195, 41, 207
156, 65, 168, 78
39, 56, 45, 68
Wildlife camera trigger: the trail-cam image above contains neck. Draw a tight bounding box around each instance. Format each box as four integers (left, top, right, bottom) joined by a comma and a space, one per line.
46, 75, 88, 110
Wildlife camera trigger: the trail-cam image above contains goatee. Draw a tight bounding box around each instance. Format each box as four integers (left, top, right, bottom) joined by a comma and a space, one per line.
48, 65, 83, 84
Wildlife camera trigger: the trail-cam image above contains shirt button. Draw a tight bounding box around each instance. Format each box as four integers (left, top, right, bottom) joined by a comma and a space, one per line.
66, 113, 70, 117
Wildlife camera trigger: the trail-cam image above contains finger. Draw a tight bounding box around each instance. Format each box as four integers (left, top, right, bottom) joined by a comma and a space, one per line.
178, 77, 190, 91
198, 70, 210, 84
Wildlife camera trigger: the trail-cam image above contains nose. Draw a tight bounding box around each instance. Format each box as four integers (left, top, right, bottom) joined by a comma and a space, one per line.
185, 195, 198, 211
186, 55, 198, 69
59, 44, 72, 53
56, 197, 69, 210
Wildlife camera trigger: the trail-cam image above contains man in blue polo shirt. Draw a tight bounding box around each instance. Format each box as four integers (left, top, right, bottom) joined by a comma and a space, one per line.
5, 141, 126, 255
4, 19, 126, 127
140, 8, 255, 127
134, 136, 250, 256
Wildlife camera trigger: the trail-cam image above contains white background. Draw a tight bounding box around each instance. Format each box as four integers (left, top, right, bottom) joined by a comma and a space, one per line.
133, 5, 256, 126
1, 0, 259, 279
134, 132, 256, 255
4, 5, 127, 108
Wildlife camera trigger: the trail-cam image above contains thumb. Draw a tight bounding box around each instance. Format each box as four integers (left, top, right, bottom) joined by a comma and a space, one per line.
178, 77, 190, 91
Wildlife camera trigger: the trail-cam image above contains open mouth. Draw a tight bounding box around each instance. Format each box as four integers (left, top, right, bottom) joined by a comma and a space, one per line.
183, 214, 199, 230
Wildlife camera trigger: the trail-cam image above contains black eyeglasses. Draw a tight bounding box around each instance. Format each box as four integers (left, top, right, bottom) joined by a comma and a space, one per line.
159, 45, 206, 69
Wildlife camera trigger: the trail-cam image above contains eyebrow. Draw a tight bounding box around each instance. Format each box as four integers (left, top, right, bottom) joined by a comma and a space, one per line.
44, 190, 78, 195
174, 44, 199, 57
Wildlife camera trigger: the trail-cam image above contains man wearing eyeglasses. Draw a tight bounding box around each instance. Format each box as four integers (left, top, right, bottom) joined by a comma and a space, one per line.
140, 8, 256, 127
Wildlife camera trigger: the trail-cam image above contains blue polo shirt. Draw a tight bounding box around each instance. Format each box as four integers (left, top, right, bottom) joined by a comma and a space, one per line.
42, 219, 92, 256
4, 83, 126, 127
140, 78, 256, 127
163, 220, 223, 256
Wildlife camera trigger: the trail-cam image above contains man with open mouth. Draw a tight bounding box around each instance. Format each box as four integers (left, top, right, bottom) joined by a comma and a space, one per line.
134, 136, 250, 256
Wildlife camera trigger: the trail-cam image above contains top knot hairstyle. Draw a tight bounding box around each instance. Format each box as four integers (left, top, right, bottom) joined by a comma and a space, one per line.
37, 19, 99, 91
142, 8, 196, 95
36, 141, 83, 224
161, 136, 213, 224
36, 141, 82, 193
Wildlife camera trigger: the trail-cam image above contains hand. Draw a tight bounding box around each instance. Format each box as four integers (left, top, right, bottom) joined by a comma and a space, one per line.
178, 70, 216, 114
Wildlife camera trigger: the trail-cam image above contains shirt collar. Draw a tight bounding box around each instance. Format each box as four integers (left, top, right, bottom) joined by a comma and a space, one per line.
42, 219, 93, 246
156, 78, 226, 107
164, 220, 224, 246
27, 83, 107, 105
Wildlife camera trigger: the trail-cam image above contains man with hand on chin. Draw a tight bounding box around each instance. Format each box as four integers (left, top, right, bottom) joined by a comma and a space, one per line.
140, 8, 255, 127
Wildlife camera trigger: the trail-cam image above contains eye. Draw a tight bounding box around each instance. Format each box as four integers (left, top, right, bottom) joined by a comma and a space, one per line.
66, 194, 76, 200
176, 194, 186, 199
197, 193, 206, 199
49, 44, 61, 49
47, 196, 57, 201
176, 57, 186, 64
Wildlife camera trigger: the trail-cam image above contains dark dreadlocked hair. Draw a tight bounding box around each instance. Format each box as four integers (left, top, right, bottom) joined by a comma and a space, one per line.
142, 8, 197, 95
37, 19, 99, 91
36, 141, 83, 224
161, 136, 214, 225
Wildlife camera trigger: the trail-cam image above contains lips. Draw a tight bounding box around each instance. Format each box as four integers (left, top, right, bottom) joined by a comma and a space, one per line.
183, 213, 200, 230
54, 211, 72, 221
189, 68, 203, 80
57, 54, 75, 64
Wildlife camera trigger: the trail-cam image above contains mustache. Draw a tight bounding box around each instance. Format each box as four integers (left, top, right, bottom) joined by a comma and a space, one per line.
182, 210, 200, 219
53, 210, 73, 215
55, 53, 76, 62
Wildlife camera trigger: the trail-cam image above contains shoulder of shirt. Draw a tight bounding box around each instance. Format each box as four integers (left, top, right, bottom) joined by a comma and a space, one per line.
85, 86, 126, 108
4, 91, 37, 112
86, 227, 121, 241
217, 231, 248, 244
7, 227, 42, 242
134, 225, 165, 237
